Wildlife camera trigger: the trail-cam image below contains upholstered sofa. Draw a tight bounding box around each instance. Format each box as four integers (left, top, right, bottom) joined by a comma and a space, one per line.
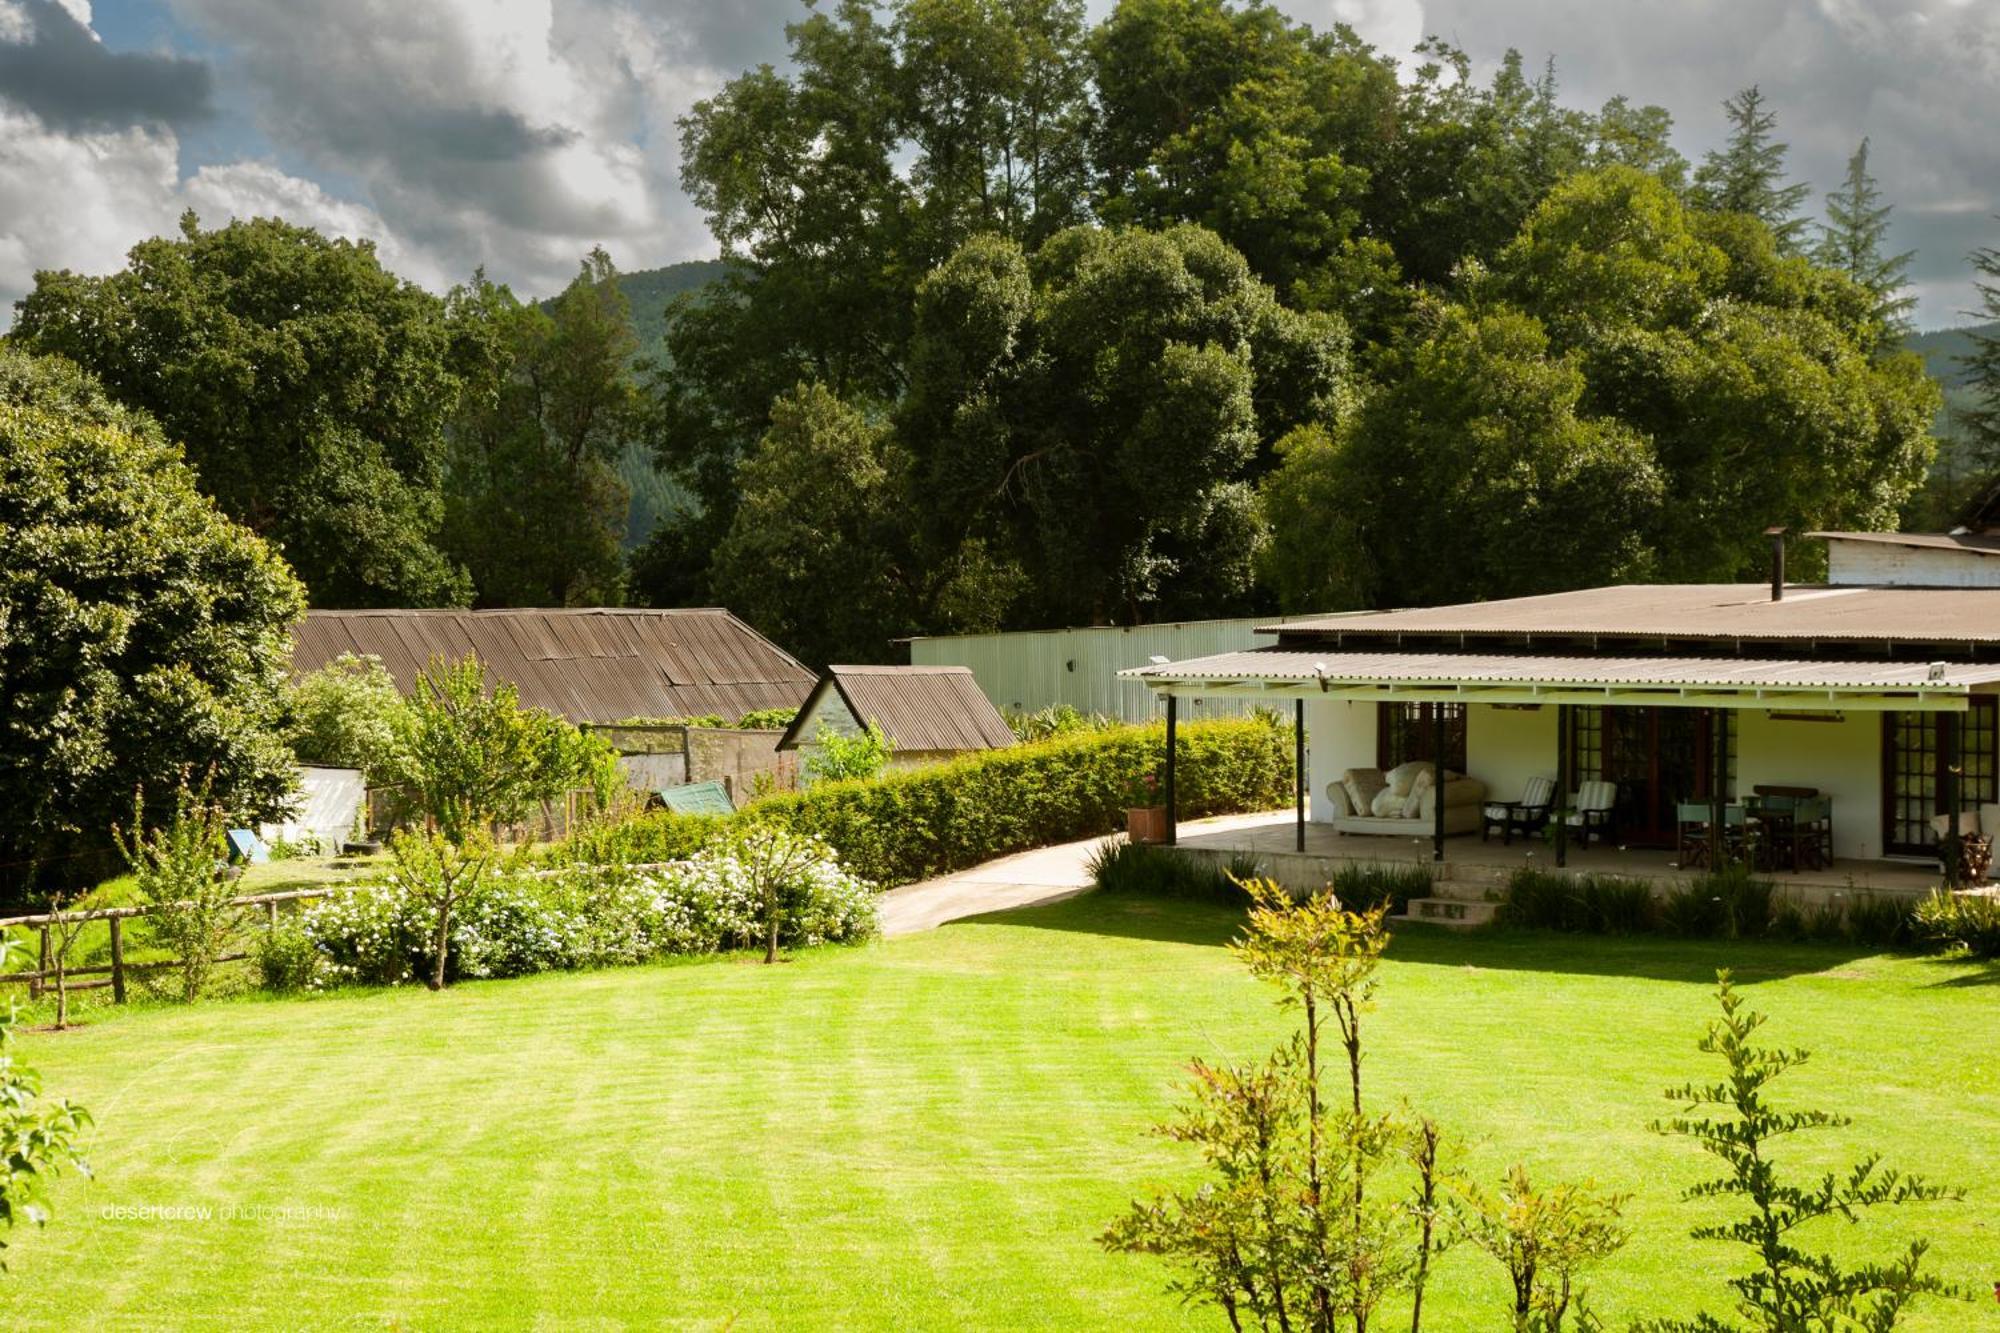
1324, 762, 1487, 837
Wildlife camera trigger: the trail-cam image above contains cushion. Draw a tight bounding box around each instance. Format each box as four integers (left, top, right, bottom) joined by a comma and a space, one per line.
1342, 768, 1387, 818
1384, 761, 1429, 797
1402, 766, 1436, 817
1371, 785, 1406, 818
1520, 775, 1556, 809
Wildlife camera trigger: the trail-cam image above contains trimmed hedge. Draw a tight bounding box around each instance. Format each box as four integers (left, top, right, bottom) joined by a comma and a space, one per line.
578, 718, 1291, 889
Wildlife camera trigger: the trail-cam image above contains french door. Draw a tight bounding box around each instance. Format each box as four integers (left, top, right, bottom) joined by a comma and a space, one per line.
1575, 706, 1733, 849
1883, 700, 1998, 856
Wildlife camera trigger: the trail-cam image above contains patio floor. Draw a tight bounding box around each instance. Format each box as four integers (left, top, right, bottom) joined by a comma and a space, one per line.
1171, 812, 1943, 900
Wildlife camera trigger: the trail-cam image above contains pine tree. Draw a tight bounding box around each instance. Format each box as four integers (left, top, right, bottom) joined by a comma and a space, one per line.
1693, 85, 1811, 251
1959, 230, 2000, 476
1816, 138, 1916, 338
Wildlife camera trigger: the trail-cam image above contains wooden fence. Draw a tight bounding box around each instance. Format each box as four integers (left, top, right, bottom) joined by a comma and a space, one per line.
0, 887, 349, 1004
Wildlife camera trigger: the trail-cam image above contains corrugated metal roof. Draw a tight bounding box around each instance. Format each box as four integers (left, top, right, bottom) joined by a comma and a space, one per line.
291, 609, 816, 723
1122, 649, 2000, 691
1263, 584, 2000, 643
779, 666, 1016, 753
1809, 531, 2000, 558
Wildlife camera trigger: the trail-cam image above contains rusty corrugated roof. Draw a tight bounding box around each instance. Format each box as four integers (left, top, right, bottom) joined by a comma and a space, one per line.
1122, 649, 2000, 691
778, 665, 1016, 753
1264, 584, 2000, 643
291, 609, 816, 723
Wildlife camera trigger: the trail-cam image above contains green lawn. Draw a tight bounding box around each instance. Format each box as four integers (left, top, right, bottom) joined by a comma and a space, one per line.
8, 896, 1998, 1330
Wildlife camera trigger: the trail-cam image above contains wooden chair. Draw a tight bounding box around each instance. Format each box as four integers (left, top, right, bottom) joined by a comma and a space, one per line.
1675, 802, 1712, 868
1563, 780, 1619, 847
1482, 775, 1556, 845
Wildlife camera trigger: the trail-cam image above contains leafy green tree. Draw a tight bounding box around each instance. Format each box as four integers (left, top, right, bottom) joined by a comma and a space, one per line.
1692, 87, 1812, 253
1494, 168, 1936, 580
904, 223, 1347, 625
0, 937, 91, 1265
710, 383, 915, 666
0, 348, 305, 898
285, 653, 410, 787
445, 250, 639, 606
1815, 139, 1916, 339
647, 0, 1098, 588
12, 214, 470, 607
390, 655, 551, 843
1589, 94, 1689, 191
1267, 305, 1663, 609
1648, 973, 1966, 1331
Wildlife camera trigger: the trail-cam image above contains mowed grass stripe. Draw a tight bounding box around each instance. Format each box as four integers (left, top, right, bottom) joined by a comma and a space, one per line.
7, 896, 1997, 1330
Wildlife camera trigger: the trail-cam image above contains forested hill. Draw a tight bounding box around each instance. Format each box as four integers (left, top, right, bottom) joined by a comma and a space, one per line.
532, 257, 726, 550
536, 258, 728, 359
1906, 322, 1997, 390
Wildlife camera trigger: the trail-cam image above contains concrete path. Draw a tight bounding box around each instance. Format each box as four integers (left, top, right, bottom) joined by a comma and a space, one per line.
876, 810, 1286, 937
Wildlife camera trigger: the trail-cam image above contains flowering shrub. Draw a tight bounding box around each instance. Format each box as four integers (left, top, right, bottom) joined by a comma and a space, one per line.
259, 837, 878, 992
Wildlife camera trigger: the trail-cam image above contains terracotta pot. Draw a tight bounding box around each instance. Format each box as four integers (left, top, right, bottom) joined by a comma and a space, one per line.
1126, 806, 1168, 844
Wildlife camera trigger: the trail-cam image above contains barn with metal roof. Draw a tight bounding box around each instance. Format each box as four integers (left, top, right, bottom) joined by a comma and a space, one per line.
291, 608, 816, 724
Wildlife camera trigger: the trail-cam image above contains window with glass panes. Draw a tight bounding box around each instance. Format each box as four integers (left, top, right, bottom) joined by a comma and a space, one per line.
1376, 703, 1467, 772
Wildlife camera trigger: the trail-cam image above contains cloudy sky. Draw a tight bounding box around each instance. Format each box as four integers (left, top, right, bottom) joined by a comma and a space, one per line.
1, 0, 1994, 328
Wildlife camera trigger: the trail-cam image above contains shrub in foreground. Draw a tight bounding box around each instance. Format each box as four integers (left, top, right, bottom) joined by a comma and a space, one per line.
1910, 889, 2000, 959
1086, 841, 1256, 903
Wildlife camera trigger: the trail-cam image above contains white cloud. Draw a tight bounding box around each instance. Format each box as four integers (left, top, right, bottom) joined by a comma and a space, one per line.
0, 107, 406, 319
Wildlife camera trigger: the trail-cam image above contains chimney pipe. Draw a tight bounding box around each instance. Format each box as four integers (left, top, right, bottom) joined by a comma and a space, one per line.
1764, 525, 1787, 601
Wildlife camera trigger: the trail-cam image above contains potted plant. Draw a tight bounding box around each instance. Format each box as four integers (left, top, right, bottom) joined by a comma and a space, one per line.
1942, 830, 1994, 888
1126, 771, 1167, 844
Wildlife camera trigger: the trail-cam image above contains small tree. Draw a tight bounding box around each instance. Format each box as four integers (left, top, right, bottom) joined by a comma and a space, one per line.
729, 825, 834, 965
39, 892, 93, 1031
389, 827, 494, 991
1105, 879, 1452, 1333
112, 774, 244, 1003
1455, 1165, 1628, 1331
0, 939, 92, 1266
1646, 972, 1965, 1331
804, 721, 893, 785
391, 654, 545, 842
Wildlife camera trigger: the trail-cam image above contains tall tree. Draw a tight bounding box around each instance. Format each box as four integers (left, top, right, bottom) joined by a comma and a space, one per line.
1692, 85, 1811, 252
0, 347, 305, 898
445, 250, 638, 606
1955, 227, 2000, 480
709, 382, 914, 667
641, 0, 1098, 609
11, 214, 470, 607
1589, 94, 1688, 191
1815, 138, 1916, 339
903, 223, 1348, 625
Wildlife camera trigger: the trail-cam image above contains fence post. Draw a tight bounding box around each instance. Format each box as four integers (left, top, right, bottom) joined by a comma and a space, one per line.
266, 899, 279, 932
109, 916, 128, 1004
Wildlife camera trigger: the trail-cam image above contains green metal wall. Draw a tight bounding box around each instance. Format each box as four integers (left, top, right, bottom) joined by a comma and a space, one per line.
907, 616, 1316, 723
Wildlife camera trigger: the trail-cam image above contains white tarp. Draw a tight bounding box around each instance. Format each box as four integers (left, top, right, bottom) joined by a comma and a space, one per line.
262, 766, 366, 850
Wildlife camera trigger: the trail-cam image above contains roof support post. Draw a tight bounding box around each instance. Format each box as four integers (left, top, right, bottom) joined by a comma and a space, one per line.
1941, 709, 1960, 886
1430, 704, 1445, 863
1709, 707, 1727, 869
1554, 704, 1570, 869
1164, 693, 1178, 848
1294, 699, 1306, 854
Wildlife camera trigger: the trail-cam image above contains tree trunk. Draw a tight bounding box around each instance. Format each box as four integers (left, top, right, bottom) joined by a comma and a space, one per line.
430, 901, 453, 991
